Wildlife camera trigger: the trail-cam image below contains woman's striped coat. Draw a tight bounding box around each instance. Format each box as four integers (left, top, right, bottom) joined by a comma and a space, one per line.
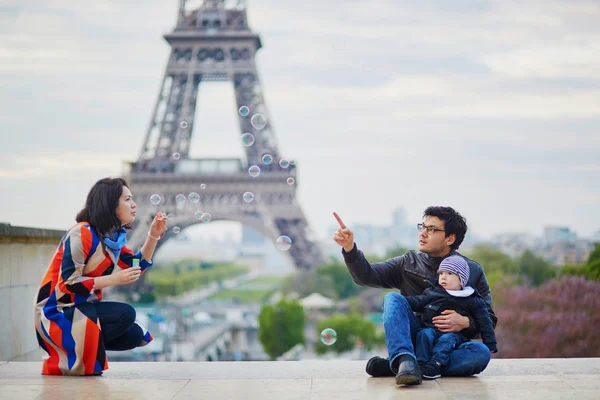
33, 222, 153, 375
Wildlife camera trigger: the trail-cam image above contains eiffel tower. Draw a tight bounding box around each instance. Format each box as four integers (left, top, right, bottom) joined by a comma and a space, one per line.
124, 0, 324, 270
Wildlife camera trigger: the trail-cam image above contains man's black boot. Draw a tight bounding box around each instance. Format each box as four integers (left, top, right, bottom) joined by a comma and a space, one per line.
394, 355, 423, 386
365, 356, 395, 377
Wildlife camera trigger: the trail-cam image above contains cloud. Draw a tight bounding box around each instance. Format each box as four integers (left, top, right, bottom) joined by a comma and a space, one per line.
0, 150, 125, 179
481, 41, 600, 79
0, 0, 599, 240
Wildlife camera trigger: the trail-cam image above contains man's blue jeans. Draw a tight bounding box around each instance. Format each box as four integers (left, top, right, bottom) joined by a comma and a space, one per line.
383, 292, 491, 376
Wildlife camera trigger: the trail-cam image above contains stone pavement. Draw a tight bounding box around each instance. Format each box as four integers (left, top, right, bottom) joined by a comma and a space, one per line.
0, 358, 598, 399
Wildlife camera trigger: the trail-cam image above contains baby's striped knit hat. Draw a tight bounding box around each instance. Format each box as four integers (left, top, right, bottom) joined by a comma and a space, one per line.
439, 255, 470, 289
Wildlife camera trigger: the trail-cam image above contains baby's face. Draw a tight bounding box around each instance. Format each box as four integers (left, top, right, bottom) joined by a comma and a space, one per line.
438, 270, 462, 290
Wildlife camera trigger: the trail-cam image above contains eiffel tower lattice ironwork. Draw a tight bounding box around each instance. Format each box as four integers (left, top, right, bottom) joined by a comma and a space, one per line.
124, 0, 325, 270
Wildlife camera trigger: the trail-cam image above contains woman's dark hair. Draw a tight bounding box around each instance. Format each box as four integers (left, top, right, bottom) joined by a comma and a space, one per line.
423, 206, 468, 250
76, 177, 130, 236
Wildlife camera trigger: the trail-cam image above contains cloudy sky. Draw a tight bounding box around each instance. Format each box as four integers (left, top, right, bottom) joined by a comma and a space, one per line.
1, 0, 599, 243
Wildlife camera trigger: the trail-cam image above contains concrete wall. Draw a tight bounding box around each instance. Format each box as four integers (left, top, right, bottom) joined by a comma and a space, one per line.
0, 223, 65, 361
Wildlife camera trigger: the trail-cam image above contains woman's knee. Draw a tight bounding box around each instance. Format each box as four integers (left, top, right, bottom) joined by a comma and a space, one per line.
130, 324, 144, 345
118, 303, 137, 325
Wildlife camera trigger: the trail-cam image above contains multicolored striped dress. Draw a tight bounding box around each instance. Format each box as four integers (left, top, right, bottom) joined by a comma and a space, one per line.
33, 222, 153, 375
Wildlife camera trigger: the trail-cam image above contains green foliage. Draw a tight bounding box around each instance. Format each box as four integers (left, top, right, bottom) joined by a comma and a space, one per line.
561, 243, 600, 281
136, 292, 156, 304
516, 250, 557, 286
258, 299, 305, 360
360, 246, 409, 264
210, 274, 285, 302
146, 263, 248, 299
384, 246, 409, 261
347, 297, 368, 315
587, 258, 600, 280
466, 246, 519, 290
315, 313, 382, 355
317, 263, 363, 299
281, 270, 336, 299
467, 246, 557, 288
588, 242, 600, 263
281, 249, 408, 300
245, 275, 286, 286
208, 288, 275, 303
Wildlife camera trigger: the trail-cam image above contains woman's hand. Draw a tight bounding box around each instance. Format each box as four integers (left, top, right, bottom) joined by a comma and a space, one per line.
149, 212, 168, 239
111, 266, 141, 286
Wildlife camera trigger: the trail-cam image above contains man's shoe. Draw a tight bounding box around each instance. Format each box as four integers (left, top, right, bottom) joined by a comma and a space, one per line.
365, 356, 394, 377
422, 361, 442, 380
394, 355, 422, 385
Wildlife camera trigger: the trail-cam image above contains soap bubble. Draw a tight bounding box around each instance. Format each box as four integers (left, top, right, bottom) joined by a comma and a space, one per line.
172, 152, 181, 160
248, 165, 261, 177
194, 210, 203, 220
201, 212, 211, 223
180, 121, 188, 129
320, 328, 337, 346
150, 194, 161, 205
250, 113, 267, 130
172, 226, 181, 234
200, 183, 207, 190
238, 106, 250, 117
287, 177, 295, 185
243, 192, 254, 203
279, 158, 290, 169
241, 133, 255, 147
275, 235, 292, 251
175, 194, 186, 205
261, 154, 273, 165
188, 192, 200, 203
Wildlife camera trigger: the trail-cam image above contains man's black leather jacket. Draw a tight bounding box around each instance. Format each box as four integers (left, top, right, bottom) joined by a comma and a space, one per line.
342, 244, 497, 337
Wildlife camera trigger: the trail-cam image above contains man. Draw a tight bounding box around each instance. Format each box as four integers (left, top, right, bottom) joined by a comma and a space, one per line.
332, 206, 496, 385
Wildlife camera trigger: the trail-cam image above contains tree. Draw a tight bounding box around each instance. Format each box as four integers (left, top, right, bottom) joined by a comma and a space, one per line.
315, 313, 382, 355
588, 242, 600, 263
347, 297, 368, 315
586, 256, 600, 280
562, 243, 600, 281
466, 246, 519, 290
493, 276, 600, 358
281, 270, 336, 299
258, 299, 305, 360
317, 262, 363, 299
516, 250, 556, 286
384, 246, 409, 260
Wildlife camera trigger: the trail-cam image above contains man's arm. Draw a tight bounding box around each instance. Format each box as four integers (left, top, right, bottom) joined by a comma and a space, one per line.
342, 244, 406, 289
333, 213, 406, 289
472, 298, 498, 352
474, 266, 498, 327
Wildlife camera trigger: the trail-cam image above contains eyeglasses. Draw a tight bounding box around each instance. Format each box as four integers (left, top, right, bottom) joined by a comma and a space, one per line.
417, 223, 445, 236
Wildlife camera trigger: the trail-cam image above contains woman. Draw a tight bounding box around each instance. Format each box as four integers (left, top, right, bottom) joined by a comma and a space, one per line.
33, 177, 167, 375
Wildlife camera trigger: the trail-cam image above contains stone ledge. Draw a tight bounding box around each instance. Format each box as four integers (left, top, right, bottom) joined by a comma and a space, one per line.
0, 359, 598, 400
0, 223, 65, 240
